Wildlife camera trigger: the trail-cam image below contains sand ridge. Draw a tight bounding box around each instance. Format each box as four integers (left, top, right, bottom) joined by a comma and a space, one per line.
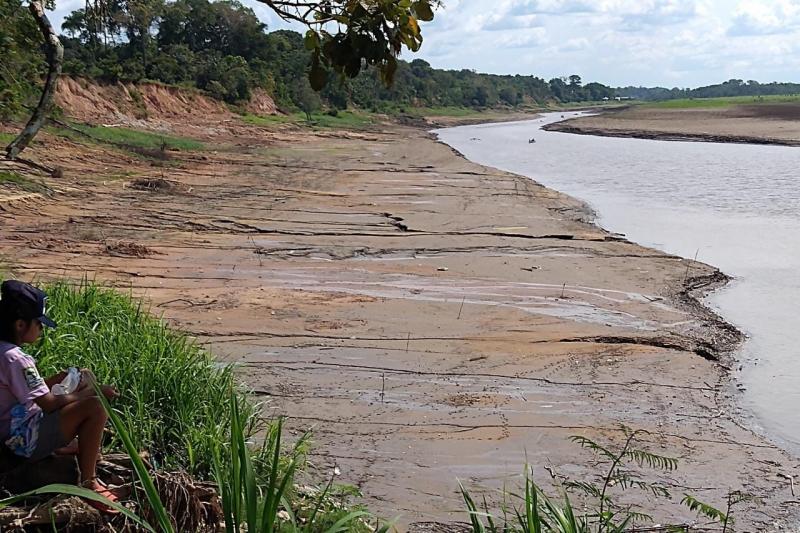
545, 104, 800, 146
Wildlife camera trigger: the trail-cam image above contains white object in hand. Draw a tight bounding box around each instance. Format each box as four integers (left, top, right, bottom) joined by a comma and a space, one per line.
52, 367, 81, 395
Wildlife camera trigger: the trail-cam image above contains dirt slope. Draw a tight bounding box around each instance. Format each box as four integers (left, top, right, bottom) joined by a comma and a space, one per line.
55, 76, 277, 125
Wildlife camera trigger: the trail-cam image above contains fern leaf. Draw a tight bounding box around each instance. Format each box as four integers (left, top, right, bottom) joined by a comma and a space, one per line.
564, 480, 603, 499
569, 435, 617, 461
625, 448, 679, 471
681, 494, 727, 523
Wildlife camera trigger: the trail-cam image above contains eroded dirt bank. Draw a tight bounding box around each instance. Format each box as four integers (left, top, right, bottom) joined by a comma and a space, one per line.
546, 104, 800, 146
1, 115, 799, 530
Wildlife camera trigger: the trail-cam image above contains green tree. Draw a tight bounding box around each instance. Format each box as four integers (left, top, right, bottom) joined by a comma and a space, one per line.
0, 0, 46, 120
293, 79, 321, 121
122, 0, 165, 73
549, 77, 568, 101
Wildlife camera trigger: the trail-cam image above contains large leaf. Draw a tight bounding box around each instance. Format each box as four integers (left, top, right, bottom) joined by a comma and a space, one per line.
413, 1, 435, 21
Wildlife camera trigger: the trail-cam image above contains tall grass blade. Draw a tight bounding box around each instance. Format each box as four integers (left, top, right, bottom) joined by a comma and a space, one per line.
459, 480, 487, 533
307, 476, 335, 527
322, 510, 370, 533
231, 395, 259, 531
95, 383, 175, 533
524, 473, 542, 533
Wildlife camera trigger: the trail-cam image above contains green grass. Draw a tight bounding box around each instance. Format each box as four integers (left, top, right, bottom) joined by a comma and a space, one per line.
0, 170, 46, 193
404, 106, 491, 118
0, 131, 16, 145
31, 280, 259, 478
50, 123, 204, 151
241, 113, 295, 126
242, 110, 374, 129
645, 94, 800, 109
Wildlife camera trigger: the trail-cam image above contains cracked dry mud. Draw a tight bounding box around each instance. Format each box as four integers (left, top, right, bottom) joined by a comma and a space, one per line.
1, 118, 798, 530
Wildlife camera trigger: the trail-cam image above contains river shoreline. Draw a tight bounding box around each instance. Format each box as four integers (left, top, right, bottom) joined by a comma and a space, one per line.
1, 112, 798, 530
545, 104, 800, 147
544, 121, 800, 146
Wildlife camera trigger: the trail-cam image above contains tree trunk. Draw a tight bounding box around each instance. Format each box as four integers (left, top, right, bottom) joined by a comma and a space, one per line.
5, 0, 64, 160
141, 32, 148, 74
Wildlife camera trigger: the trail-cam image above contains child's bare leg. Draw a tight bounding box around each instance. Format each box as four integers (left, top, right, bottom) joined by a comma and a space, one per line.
54, 438, 79, 455
56, 396, 108, 484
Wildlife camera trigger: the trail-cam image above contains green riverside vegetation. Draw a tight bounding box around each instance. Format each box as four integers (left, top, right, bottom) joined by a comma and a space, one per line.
644, 94, 800, 109
49, 123, 204, 152
4, 0, 800, 125
0, 0, 615, 117
242, 110, 375, 129
0, 170, 46, 193
31, 281, 259, 477
24, 281, 383, 530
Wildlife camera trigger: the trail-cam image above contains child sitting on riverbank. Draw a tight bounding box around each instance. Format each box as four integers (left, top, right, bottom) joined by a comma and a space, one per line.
0, 280, 120, 513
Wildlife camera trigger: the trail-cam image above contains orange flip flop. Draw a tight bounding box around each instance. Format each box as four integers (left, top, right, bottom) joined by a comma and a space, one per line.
82, 479, 121, 515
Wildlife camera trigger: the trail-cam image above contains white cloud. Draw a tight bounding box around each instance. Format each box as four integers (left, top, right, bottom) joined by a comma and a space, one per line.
482, 14, 543, 31
494, 28, 549, 47
558, 37, 591, 52
410, 0, 800, 86
727, 0, 800, 36
508, 0, 599, 16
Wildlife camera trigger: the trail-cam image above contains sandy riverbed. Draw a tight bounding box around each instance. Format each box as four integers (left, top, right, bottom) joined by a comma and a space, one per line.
546, 104, 800, 146
1, 113, 798, 530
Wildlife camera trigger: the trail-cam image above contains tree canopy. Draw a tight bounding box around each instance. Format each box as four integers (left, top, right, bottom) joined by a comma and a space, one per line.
48, 0, 616, 110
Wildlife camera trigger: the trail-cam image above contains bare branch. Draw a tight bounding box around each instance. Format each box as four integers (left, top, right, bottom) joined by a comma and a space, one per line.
5, 0, 63, 160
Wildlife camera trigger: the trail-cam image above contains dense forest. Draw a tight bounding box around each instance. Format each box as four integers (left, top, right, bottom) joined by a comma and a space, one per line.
2, 0, 800, 120
1, 0, 615, 117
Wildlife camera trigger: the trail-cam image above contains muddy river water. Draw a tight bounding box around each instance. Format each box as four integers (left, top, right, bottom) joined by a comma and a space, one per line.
436, 112, 800, 454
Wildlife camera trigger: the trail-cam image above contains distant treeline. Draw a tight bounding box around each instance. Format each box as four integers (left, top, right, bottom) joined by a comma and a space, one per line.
50, 0, 614, 111
618, 79, 800, 101
3, 0, 800, 121
52, 0, 617, 110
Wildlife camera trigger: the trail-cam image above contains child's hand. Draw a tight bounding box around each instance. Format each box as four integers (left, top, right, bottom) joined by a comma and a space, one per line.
100, 385, 119, 400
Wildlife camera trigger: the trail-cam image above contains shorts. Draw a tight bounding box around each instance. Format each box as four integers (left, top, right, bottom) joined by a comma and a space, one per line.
27, 411, 69, 462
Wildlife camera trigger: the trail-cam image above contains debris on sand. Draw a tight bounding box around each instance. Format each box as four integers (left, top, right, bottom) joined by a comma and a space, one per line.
128, 177, 188, 193
103, 240, 158, 258
0, 454, 221, 532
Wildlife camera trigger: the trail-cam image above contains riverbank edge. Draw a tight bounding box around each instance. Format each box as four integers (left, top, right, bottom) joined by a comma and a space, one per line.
411, 104, 624, 129
431, 119, 796, 465
430, 119, 744, 363
543, 118, 800, 147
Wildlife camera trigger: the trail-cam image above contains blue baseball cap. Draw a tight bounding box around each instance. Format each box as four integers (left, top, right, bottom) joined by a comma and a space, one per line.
0, 280, 57, 328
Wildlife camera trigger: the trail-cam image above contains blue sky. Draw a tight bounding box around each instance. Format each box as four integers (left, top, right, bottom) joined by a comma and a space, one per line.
49, 0, 800, 88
